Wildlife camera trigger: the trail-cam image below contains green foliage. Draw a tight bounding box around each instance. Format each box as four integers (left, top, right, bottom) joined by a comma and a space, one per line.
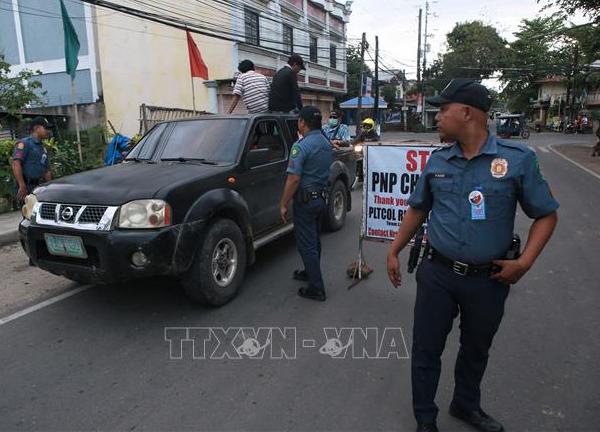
0, 56, 45, 114
501, 16, 600, 115
381, 84, 398, 105
539, 0, 600, 22
425, 21, 510, 92
0, 138, 17, 206
336, 43, 373, 105
0, 127, 108, 211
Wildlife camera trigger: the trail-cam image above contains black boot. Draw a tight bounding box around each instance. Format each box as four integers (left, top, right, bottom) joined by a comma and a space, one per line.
449, 402, 504, 432
297, 286, 326, 301
292, 269, 309, 281
416, 422, 439, 432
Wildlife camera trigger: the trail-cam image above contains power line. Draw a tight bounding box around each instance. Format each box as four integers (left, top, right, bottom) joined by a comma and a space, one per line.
1, 0, 349, 62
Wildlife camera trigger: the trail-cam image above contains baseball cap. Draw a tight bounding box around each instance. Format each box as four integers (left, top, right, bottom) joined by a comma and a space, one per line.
288, 53, 306, 70
426, 79, 492, 112
298, 106, 322, 123
30, 116, 54, 129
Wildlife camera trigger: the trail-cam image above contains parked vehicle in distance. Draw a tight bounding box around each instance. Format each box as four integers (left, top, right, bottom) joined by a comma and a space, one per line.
496, 114, 530, 139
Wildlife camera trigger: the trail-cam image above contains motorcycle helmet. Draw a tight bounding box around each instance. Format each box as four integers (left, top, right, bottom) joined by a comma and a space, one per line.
361, 118, 375, 132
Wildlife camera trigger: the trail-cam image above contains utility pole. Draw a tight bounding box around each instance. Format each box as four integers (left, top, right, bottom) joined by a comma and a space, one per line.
416, 8, 422, 120
402, 69, 408, 132
374, 35, 380, 130
422, 1, 429, 126
356, 32, 366, 132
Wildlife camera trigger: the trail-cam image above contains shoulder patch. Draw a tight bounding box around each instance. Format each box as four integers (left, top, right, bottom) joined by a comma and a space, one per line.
16, 142, 25, 150
291, 144, 301, 158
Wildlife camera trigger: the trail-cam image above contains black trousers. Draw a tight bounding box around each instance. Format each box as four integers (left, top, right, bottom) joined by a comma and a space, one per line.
292, 197, 325, 292
412, 257, 510, 423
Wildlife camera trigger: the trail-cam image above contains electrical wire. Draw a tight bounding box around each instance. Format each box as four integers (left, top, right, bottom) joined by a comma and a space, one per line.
1, 0, 349, 62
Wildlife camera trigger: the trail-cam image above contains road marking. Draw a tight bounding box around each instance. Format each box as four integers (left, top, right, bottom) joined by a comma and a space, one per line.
528, 146, 537, 153
548, 145, 600, 181
539, 146, 550, 153
0, 286, 90, 327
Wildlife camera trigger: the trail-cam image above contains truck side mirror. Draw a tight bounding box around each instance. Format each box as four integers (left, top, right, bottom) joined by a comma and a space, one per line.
247, 148, 270, 167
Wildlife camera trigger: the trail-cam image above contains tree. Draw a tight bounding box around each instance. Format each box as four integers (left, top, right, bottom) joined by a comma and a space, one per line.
381, 83, 398, 106
500, 16, 600, 116
500, 17, 564, 114
424, 21, 511, 93
336, 43, 372, 105
0, 57, 44, 115
539, 0, 600, 23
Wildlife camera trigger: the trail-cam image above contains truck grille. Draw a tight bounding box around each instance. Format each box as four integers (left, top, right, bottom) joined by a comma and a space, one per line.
36, 202, 118, 231
40, 203, 57, 220
79, 206, 108, 224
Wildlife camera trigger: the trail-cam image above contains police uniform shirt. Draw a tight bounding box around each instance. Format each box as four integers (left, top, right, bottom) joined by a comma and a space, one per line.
286, 129, 333, 191
408, 134, 559, 264
12, 136, 50, 180
322, 123, 351, 142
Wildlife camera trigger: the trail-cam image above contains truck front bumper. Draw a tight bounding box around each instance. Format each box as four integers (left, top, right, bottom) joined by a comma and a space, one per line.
19, 219, 205, 284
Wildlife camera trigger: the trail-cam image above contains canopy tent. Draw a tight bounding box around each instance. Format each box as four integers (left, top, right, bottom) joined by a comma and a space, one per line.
339, 96, 388, 109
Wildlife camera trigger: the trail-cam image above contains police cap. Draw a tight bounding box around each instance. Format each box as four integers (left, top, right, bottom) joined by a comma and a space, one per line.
30, 116, 54, 130
426, 79, 492, 113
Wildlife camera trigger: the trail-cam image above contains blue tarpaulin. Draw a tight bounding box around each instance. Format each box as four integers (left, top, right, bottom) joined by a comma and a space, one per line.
104, 134, 130, 166
339, 96, 388, 109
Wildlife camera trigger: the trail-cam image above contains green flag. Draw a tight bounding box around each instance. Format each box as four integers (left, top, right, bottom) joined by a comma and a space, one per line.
59, 0, 80, 80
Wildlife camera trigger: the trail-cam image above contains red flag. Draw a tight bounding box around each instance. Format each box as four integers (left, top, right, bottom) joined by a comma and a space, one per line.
186, 31, 209, 79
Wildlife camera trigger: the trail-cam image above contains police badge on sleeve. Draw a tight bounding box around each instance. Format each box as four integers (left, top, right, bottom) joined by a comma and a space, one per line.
490, 158, 508, 178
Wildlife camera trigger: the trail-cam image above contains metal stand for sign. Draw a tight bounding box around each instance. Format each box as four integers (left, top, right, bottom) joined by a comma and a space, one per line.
348, 144, 370, 290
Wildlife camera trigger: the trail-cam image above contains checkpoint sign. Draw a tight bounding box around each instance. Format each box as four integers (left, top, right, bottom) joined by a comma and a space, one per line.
363, 144, 437, 242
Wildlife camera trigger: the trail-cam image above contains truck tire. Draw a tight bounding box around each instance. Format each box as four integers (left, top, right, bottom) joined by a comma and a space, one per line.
182, 219, 246, 306
324, 180, 347, 232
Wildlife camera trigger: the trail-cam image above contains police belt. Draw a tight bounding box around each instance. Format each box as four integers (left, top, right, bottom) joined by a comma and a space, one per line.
295, 188, 328, 203
429, 248, 497, 276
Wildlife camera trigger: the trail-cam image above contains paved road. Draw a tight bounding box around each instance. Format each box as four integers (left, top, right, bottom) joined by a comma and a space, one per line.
0, 132, 598, 431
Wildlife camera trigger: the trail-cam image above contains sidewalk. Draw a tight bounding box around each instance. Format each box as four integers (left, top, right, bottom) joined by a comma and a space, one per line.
0, 211, 22, 246
552, 143, 600, 177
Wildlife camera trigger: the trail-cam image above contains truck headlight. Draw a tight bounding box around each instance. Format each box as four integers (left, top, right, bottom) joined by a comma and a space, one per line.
118, 200, 172, 229
22, 194, 38, 220
354, 144, 363, 153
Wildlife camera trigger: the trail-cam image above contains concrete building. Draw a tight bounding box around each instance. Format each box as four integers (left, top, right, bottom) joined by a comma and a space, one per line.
1, 0, 351, 136
532, 76, 568, 124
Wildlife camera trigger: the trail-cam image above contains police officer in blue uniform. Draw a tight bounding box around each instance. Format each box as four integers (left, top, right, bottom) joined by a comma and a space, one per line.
386, 80, 559, 432
280, 106, 333, 301
12, 117, 53, 205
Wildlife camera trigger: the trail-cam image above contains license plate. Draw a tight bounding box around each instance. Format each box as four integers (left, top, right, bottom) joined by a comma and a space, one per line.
44, 234, 88, 259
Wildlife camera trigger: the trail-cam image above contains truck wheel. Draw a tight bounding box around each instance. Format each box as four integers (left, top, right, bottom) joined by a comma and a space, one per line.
325, 180, 347, 232
182, 219, 246, 306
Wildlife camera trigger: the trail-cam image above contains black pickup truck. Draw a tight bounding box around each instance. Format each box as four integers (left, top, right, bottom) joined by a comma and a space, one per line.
19, 114, 358, 305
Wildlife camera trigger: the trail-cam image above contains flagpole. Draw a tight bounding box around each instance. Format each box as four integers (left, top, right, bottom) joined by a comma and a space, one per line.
71, 80, 82, 165
191, 76, 196, 114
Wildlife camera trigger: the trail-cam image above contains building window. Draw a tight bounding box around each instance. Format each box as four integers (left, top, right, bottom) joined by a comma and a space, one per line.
283, 25, 293, 54
330, 45, 337, 69
245, 8, 260, 46
309, 36, 318, 63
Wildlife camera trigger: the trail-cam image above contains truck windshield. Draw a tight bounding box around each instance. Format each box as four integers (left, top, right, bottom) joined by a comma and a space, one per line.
126, 123, 168, 161
160, 119, 247, 164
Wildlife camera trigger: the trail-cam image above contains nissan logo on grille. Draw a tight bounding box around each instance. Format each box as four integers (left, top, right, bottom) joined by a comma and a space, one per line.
61, 206, 74, 221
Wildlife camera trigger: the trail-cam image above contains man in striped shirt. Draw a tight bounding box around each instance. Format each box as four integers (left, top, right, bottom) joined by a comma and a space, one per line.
227, 60, 270, 114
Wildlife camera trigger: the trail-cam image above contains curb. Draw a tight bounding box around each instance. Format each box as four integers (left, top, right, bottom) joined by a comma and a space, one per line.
548, 144, 600, 181
0, 230, 19, 247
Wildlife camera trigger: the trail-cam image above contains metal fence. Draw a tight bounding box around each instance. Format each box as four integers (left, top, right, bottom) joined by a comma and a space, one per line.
139, 104, 209, 134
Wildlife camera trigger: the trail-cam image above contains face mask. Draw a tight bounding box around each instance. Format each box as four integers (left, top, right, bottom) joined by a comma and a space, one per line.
328, 119, 338, 127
